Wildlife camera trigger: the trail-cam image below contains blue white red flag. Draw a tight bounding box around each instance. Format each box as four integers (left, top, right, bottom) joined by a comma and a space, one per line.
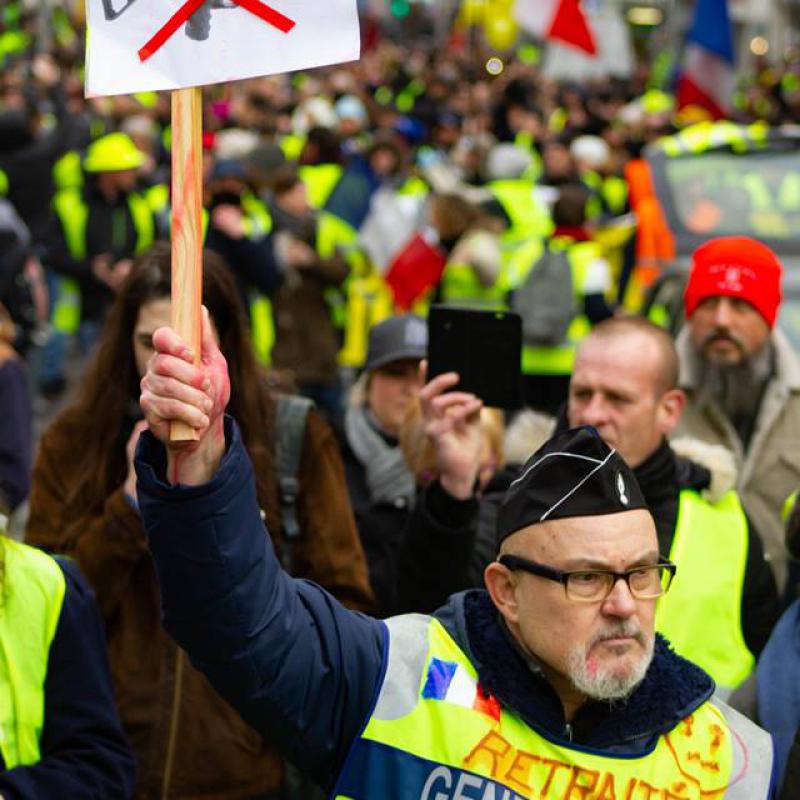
677, 0, 736, 120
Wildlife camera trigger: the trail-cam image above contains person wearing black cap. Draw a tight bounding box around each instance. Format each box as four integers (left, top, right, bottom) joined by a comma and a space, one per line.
339, 313, 427, 614
133, 317, 773, 798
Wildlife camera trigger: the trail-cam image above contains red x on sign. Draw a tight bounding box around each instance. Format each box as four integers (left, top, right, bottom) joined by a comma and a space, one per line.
139, 0, 295, 62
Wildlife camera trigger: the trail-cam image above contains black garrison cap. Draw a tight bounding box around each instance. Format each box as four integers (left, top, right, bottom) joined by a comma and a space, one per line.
497, 427, 649, 547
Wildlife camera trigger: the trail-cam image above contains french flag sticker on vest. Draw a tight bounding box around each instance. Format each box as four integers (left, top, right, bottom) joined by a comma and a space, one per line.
422, 658, 501, 722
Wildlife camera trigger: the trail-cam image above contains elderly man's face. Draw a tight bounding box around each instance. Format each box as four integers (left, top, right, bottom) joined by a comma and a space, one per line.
688, 295, 771, 366
490, 510, 658, 704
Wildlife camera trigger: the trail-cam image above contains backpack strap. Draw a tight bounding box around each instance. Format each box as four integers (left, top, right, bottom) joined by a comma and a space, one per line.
274, 394, 314, 572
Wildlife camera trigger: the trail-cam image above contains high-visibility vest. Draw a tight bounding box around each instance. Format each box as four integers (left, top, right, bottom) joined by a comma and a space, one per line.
332, 615, 772, 800
656, 490, 754, 697
53, 151, 84, 192
488, 179, 553, 246
337, 272, 393, 369
50, 188, 155, 333
515, 239, 597, 377
202, 195, 274, 365
0, 540, 66, 770
298, 164, 344, 209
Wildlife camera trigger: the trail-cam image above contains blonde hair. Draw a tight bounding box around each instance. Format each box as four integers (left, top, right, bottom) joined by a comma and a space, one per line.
399, 399, 506, 486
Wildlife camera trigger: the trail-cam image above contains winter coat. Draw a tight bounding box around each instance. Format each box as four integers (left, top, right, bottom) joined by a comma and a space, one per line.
134, 418, 767, 796
674, 327, 800, 591
26, 403, 373, 799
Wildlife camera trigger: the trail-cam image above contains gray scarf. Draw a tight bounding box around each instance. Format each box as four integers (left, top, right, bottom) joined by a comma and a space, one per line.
345, 405, 416, 509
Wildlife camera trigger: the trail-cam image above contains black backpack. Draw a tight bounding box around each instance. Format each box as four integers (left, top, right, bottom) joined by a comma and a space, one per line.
274, 394, 314, 574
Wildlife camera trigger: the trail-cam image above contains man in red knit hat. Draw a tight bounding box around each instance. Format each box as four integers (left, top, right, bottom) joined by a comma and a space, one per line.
675, 236, 800, 594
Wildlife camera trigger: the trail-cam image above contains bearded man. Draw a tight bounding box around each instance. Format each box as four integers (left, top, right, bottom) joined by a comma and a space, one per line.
675, 237, 800, 593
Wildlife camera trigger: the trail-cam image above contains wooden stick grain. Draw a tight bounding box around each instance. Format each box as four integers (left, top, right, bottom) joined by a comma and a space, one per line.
170, 86, 203, 442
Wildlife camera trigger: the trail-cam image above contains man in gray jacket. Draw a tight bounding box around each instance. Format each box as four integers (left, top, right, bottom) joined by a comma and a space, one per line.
674, 236, 800, 592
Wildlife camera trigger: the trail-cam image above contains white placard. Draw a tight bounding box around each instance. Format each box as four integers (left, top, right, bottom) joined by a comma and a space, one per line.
86, 0, 360, 97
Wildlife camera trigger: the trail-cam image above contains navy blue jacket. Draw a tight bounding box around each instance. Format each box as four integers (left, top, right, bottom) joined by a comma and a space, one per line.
136, 419, 722, 794
0, 557, 136, 798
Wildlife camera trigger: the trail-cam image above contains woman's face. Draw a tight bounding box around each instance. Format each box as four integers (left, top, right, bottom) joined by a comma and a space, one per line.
367, 359, 423, 438
133, 297, 171, 379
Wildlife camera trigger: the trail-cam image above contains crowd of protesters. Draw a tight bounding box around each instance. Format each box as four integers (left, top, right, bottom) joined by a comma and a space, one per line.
2, 2, 800, 798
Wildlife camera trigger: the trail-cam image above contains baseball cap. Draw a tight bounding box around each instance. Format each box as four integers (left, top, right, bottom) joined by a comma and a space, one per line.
364, 314, 428, 373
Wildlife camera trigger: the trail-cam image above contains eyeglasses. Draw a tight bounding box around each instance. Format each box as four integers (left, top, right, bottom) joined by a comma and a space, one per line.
497, 554, 676, 603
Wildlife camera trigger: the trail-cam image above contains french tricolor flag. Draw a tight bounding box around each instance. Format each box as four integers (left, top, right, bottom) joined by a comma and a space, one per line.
677, 0, 736, 120
514, 0, 597, 57
422, 658, 501, 722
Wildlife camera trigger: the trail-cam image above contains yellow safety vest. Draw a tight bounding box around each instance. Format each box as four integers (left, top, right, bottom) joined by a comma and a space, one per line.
0, 540, 66, 770
298, 164, 344, 209
488, 180, 553, 245
50, 188, 155, 333
515, 239, 597, 377
332, 615, 772, 799
52, 151, 84, 192
656, 490, 754, 696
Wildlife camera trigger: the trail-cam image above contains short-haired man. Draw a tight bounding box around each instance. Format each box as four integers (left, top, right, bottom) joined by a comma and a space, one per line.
133, 317, 772, 799
674, 236, 800, 592
568, 317, 779, 695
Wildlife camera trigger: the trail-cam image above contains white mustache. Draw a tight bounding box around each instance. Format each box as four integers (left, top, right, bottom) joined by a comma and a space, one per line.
590, 621, 645, 648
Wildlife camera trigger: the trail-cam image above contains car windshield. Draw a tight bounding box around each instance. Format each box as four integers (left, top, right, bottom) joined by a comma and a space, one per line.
663, 151, 800, 243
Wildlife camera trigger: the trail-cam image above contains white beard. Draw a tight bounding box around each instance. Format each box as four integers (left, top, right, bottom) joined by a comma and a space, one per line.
566, 621, 654, 702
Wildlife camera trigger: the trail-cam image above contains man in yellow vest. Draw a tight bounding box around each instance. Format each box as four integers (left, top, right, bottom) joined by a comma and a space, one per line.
40, 132, 156, 397
567, 318, 780, 697
0, 532, 136, 795
134, 317, 773, 799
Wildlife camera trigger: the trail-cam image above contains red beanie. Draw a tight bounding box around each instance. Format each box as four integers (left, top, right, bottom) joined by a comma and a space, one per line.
684, 237, 783, 327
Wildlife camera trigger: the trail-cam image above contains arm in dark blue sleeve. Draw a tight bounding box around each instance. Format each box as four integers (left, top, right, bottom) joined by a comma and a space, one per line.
135, 419, 386, 790
0, 559, 137, 799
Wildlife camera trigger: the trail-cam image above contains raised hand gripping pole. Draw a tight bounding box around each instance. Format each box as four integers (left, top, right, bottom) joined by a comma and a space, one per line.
170, 86, 203, 442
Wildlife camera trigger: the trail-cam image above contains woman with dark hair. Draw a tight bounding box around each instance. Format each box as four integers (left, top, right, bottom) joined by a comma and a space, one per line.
25, 241, 373, 799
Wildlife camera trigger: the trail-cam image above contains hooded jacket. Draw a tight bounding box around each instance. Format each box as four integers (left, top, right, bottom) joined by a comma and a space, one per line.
135, 419, 770, 796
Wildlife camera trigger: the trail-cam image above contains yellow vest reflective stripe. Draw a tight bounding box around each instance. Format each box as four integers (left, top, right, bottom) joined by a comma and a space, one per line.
0, 540, 65, 770
333, 615, 772, 799
520, 240, 596, 377
656, 490, 753, 695
298, 164, 344, 209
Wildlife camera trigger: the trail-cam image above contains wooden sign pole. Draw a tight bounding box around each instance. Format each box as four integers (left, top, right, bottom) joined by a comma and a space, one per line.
170, 86, 204, 442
